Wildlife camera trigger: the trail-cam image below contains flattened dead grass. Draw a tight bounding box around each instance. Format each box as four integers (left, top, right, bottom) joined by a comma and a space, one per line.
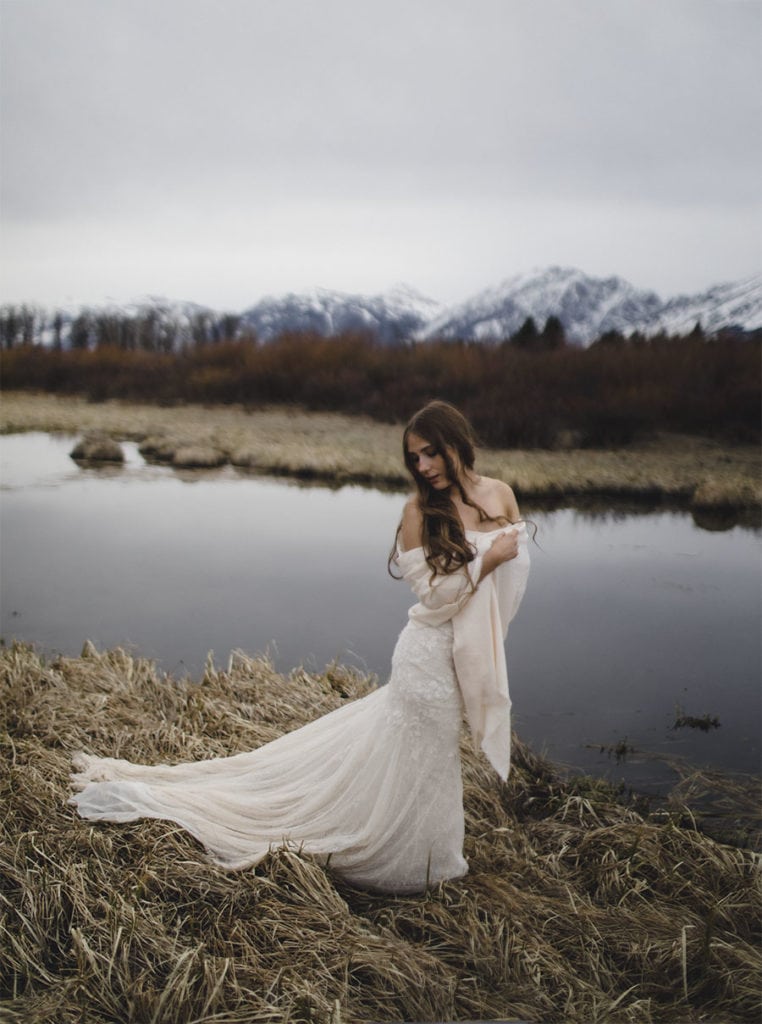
1, 641, 759, 1023
1, 390, 760, 508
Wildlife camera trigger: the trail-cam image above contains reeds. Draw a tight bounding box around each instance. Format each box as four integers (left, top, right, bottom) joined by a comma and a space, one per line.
1, 640, 760, 1023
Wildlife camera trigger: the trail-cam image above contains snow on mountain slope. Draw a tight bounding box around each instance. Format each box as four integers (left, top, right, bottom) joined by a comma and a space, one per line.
239, 286, 441, 344
418, 267, 665, 344
418, 267, 762, 344
629, 275, 762, 337
32, 296, 219, 347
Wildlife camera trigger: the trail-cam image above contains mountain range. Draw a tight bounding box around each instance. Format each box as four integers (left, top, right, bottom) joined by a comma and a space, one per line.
7, 267, 762, 348
240, 268, 760, 344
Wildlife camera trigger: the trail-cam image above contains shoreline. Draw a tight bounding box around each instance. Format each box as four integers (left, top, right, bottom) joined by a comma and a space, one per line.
1, 639, 760, 1023
1, 391, 760, 514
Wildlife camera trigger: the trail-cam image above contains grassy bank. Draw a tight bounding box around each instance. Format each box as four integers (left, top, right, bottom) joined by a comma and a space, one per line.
1, 640, 760, 1024
1, 391, 760, 511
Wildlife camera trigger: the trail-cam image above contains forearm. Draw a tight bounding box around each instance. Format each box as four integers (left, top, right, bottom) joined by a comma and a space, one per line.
478, 548, 503, 583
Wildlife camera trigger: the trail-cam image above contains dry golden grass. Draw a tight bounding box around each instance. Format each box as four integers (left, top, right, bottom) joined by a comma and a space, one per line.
1, 640, 760, 1023
1, 390, 760, 508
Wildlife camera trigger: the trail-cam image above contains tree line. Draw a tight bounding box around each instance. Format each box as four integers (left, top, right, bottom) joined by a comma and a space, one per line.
0, 305, 244, 352
0, 301, 748, 354
1, 326, 758, 449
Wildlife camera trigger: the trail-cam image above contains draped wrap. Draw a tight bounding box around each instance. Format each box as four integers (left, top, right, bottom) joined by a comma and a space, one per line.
395, 524, 530, 780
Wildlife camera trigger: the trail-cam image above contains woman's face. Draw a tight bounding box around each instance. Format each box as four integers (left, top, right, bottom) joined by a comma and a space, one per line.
406, 432, 452, 490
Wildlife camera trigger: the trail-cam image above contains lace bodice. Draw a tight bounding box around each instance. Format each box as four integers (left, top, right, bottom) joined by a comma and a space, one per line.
395, 523, 530, 779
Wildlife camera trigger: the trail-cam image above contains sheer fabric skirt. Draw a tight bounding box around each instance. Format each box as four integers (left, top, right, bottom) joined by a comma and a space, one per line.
71, 620, 467, 894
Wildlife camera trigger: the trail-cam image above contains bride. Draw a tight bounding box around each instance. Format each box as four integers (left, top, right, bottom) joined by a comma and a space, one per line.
71, 400, 530, 895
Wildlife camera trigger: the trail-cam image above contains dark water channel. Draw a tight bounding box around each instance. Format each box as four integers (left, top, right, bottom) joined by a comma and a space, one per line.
1, 432, 759, 795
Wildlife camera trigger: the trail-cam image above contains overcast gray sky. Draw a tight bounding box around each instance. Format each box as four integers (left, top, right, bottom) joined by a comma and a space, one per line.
1, 0, 760, 310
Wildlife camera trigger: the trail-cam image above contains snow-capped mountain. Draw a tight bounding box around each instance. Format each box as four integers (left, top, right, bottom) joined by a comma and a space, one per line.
418, 267, 762, 344
33, 295, 219, 348
239, 285, 441, 344
108, 295, 223, 346
419, 267, 665, 344
3, 269, 760, 349
239, 270, 761, 344
95, 295, 215, 321
628, 275, 762, 337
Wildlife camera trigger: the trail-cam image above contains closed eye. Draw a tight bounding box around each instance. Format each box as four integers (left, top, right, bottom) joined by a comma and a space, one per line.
407, 446, 438, 463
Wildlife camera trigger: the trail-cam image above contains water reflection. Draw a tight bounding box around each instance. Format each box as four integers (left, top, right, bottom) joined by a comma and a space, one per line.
1, 432, 760, 793
525, 493, 760, 533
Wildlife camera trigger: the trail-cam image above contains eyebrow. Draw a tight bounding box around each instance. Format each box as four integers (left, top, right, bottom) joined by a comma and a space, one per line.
407, 442, 434, 453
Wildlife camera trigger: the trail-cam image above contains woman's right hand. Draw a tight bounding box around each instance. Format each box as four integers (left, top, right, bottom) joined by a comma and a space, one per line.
478, 529, 519, 582
488, 529, 519, 564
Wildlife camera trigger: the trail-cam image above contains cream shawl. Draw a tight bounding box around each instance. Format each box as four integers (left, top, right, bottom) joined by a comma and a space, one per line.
396, 524, 530, 780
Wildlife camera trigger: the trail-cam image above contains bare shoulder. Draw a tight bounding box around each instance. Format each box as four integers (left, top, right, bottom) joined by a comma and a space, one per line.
400, 496, 424, 551
479, 474, 521, 522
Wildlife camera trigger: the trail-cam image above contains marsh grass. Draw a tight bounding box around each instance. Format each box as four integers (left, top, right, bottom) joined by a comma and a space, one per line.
1, 640, 760, 1023
672, 708, 722, 732
2, 391, 760, 510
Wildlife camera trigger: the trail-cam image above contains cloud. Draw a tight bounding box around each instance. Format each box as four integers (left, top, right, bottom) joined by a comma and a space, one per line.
1, 0, 760, 305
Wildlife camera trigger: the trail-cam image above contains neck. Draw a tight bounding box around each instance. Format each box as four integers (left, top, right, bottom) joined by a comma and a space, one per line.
455, 469, 480, 494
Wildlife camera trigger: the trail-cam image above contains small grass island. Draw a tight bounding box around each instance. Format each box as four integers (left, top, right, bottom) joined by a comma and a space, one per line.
1, 392, 760, 514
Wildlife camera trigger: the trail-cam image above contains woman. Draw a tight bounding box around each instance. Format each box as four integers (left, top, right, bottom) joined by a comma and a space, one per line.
71, 401, 530, 894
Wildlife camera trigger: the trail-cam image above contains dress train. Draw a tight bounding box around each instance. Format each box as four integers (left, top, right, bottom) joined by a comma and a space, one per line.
71, 525, 529, 894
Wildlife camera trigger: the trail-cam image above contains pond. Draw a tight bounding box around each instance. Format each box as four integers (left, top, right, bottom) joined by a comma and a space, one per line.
1, 431, 759, 795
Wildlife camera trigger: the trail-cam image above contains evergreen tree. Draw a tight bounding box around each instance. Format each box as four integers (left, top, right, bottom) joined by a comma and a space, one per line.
511, 316, 539, 349
540, 315, 565, 349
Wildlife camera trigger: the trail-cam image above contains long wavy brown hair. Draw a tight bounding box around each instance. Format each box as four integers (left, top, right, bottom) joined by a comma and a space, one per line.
388, 400, 510, 579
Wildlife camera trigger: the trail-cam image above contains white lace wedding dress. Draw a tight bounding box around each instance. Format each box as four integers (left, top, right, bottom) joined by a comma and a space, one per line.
71, 525, 530, 894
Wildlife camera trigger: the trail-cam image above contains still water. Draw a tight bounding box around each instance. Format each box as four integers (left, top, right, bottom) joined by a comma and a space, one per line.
1, 432, 759, 791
